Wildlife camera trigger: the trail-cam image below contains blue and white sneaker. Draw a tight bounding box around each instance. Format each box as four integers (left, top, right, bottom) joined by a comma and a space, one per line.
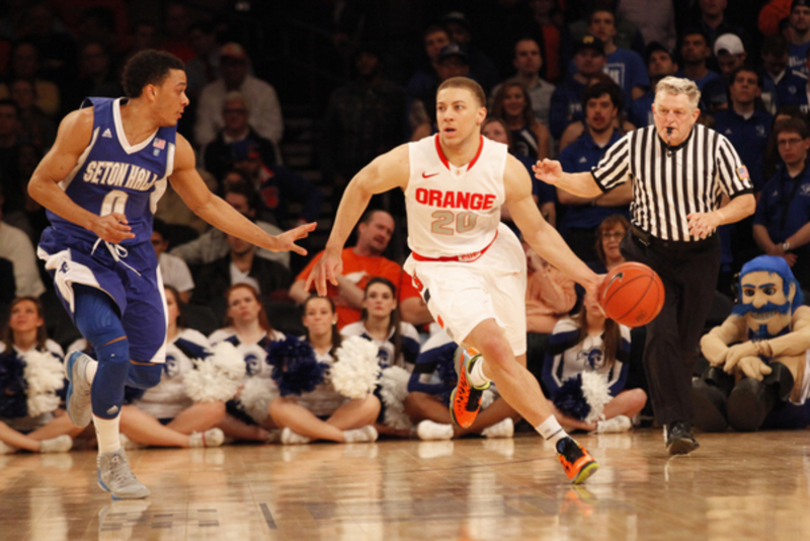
65, 351, 94, 428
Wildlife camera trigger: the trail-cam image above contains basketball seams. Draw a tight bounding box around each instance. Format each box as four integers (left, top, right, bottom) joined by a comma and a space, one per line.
599, 263, 664, 326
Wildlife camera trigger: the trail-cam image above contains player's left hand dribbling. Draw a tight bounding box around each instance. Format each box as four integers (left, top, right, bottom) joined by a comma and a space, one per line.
92, 213, 135, 244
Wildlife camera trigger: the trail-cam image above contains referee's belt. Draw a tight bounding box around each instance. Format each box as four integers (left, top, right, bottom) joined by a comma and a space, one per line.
412, 230, 498, 263
631, 224, 715, 246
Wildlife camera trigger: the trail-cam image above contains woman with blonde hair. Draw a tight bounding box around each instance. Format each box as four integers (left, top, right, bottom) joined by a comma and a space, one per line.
491, 79, 551, 161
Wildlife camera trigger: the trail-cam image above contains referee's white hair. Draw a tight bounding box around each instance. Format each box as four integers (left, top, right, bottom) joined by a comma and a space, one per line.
653, 76, 701, 111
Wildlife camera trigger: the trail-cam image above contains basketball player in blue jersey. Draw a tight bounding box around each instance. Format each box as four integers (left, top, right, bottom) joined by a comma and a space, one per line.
28, 50, 315, 499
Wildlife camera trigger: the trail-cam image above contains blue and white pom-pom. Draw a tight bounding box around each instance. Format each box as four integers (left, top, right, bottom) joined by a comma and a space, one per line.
0, 350, 29, 418
237, 377, 279, 423
552, 371, 611, 423
22, 350, 65, 417
379, 365, 412, 430
268, 337, 329, 397
331, 336, 381, 399
184, 341, 246, 403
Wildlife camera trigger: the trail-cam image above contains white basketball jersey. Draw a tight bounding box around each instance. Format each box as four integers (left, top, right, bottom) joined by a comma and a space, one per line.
405, 134, 507, 258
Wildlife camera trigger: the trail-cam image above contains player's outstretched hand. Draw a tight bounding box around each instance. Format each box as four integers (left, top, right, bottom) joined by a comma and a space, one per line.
305, 249, 342, 297
272, 222, 317, 256
532, 159, 563, 185
92, 213, 135, 244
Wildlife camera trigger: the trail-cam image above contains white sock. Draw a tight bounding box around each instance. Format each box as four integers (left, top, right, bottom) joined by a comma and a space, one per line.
468, 356, 490, 388
94, 414, 121, 454
535, 416, 567, 446
85, 359, 98, 384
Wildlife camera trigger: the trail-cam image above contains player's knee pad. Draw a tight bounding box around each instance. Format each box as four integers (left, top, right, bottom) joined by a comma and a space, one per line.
90, 337, 131, 419
126, 363, 162, 390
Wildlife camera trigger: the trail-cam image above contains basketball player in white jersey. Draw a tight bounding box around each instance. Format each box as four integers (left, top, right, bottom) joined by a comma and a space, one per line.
308, 76, 602, 483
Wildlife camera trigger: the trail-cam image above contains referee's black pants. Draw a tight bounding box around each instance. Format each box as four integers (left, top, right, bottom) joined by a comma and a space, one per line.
620, 229, 720, 426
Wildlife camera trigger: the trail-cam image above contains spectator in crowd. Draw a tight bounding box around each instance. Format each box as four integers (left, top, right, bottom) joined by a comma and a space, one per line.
151, 220, 194, 303
209, 284, 285, 443
788, 0, 810, 77
159, 3, 194, 63
115, 286, 226, 449
556, 82, 632, 262
3, 144, 47, 243
48, 0, 130, 54
185, 20, 221, 99
616, 0, 677, 51
269, 295, 381, 445
525, 0, 570, 83
320, 44, 408, 206
584, 8, 649, 109
191, 226, 293, 324
75, 41, 124, 100
0, 40, 59, 117
0, 100, 24, 215
700, 33, 747, 111
230, 139, 323, 229
763, 106, 808, 180
18, 4, 78, 89
524, 242, 577, 335
712, 66, 774, 193
0, 297, 82, 454
775, 46, 810, 114
542, 292, 645, 433
291, 210, 401, 329
676, 29, 723, 93
405, 329, 517, 441
691, 0, 749, 53
10, 78, 55, 150
491, 79, 551, 160
0, 186, 45, 299
410, 43, 473, 140
203, 92, 278, 183
481, 117, 556, 228
557, 74, 635, 151
592, 214, 630, 273
171, 178, 290, 269
629, 42, 679, 128
761, 35, 806, 115
195, 43, 283, 148
491, 38, 555, 128
549, 35, 607, 140
129, 21, 158, 54
407, 25, 451, 109
753, 118, 810, 286
759, 0, 793, 37
75, 8, 122, 55
440, 11, 500, 94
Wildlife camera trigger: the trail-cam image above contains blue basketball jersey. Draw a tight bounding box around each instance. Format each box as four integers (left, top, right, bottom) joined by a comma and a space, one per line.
47, 97, 177, 245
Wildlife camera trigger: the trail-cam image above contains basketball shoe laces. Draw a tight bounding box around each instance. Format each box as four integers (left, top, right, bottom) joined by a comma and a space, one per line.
107, 453, 138, 486
92, 238, 142, 276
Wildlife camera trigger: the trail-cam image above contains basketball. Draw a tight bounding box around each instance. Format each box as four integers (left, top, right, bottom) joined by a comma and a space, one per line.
598, 262, 665, 327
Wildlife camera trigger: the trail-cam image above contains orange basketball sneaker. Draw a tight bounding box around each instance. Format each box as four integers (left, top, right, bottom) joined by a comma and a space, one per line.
449, 348, 490, 428
556, 436, 599, 484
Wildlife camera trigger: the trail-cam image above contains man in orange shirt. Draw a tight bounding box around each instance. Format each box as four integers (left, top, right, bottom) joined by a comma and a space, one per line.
291, 209, 402, 328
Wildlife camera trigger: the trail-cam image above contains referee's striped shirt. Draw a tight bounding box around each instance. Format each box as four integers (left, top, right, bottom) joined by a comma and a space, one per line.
591, 124, 754, 242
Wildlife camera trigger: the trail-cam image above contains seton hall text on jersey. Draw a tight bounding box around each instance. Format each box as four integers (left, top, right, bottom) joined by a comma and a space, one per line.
82, 161, 158, 191
414, 187, 496, 210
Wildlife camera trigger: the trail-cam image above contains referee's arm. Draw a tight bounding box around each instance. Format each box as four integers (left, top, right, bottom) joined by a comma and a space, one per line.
533, 159, 605, 198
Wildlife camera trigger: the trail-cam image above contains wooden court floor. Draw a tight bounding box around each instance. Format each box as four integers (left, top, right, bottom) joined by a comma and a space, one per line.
1, 428, 809, 540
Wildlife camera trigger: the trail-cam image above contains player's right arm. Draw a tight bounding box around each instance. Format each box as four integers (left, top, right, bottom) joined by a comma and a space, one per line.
532, 159, 605, 198
28, 108, 135, 243
307, 144, 410, 296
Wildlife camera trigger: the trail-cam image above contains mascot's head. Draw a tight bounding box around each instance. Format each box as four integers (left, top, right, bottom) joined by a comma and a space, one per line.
733, 255, 803, 338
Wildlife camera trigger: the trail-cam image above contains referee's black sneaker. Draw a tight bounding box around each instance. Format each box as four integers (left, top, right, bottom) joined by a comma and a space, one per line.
665, 422, 700, 455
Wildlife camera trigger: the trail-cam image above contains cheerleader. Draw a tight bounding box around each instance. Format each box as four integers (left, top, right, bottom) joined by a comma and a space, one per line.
117, 286, 228, 448
269, 295, 380, 444
341, 277, 420, 437
0, 297, 81, 453
543, 293, 647, 433
210, 284, 284, 442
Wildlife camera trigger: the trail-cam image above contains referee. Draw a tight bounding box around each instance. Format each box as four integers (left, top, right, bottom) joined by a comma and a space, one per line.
534, 76, 755, 455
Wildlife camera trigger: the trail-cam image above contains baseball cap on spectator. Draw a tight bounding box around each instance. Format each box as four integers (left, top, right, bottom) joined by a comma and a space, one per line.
714, 33, 744, 56
438, 43, 469, 64
230, 139, 262, 161
575, 35, 605, 56
441, 11, 471, 31
645, 42, 674, 64
220, 42, 248, 60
